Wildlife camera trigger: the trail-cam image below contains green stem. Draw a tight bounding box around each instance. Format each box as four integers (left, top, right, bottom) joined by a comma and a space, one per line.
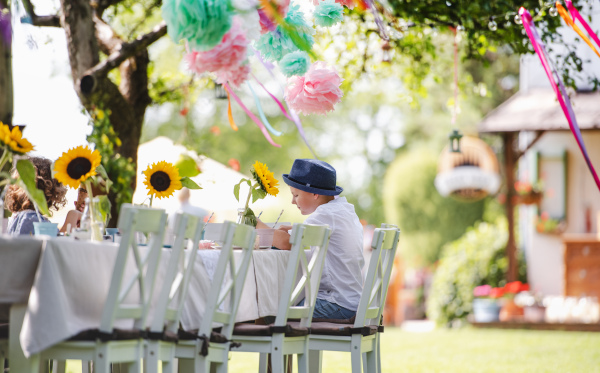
150, 194, 154, 208
0, 149, 10, 175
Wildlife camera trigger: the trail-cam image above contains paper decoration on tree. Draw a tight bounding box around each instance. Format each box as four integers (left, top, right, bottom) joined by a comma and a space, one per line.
161, 0, 233, 51
314, 0, 344, 27
520, 7, 600, 192
312, 0, 356, 10
285, 62, 343, 115
279, 51, 311, 77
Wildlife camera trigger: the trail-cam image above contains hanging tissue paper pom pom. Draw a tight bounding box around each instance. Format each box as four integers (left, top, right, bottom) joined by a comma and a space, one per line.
256, 30, 297, 62
279, 51, 310, 77
285, 61, 343, 115
184, 18, 248, 74
312, 0, 355, 10
256, 4, 315, 62
161, 0, 233, 51
217, 64, 251, 89
314, 0, 344, 27
259, 0, 290, 33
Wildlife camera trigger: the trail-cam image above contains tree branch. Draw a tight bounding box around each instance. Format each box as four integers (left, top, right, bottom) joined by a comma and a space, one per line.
21, 0, 61, 27
80, 21, 167, 95
94, 15, 123, 55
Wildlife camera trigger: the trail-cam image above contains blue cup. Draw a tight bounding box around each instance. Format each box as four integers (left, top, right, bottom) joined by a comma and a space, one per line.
105, 228, 119, 242
33, 222, 59, 237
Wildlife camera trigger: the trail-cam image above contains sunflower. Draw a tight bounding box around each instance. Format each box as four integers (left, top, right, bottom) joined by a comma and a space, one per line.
143, 161, 182, 199
251, 161, 279, 196
54, 146, 102, 189
0, 122, 35, 154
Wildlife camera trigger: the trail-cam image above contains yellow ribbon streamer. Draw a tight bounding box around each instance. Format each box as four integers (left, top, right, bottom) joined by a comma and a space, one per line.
226, 92, 238, 131
556, 2, 600, 58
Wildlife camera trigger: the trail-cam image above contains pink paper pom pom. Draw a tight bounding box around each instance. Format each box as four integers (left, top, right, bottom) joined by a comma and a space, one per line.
312, 0, 355, 9
285, 62, 344, 115
216, 64, 251, 89
184, 17, 248, 74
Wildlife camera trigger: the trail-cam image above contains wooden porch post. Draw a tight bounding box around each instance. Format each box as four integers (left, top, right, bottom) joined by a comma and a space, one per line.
503, 132, 518, 282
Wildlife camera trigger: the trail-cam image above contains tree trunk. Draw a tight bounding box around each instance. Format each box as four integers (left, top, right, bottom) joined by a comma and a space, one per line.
0, 0, 13, 126
503, 133, 518, 282
60, 0, 151, 227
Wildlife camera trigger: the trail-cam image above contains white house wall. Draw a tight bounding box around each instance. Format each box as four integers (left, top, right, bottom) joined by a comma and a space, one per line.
520, 131, 600, 296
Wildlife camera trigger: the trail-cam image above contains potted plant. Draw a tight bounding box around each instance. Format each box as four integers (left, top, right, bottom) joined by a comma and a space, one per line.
499, 281, 530, 322
514, 180, 543, 205
472, 285, 503, 322
535, 211, 567, 234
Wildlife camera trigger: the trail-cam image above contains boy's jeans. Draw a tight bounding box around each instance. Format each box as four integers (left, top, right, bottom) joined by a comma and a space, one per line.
299, 298, 355, 319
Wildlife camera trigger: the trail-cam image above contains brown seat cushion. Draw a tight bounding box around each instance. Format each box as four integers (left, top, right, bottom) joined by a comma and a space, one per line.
310, 322, 378, 337
233, 322, 309, 337
178, 329, 228, 343
146, 329, 179, 343
0, 323, 8, 339
68, 328, 144, 342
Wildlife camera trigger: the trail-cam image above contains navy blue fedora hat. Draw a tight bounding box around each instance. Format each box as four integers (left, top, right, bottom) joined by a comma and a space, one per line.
282, 159, 343, 196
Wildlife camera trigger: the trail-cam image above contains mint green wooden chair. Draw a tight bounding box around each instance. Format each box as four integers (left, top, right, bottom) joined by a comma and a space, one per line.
230, 223, 331, 373
40, 204, 168, 373
176, 221, 256, 373
308, 226, 400, 373
144, 211, 206, 373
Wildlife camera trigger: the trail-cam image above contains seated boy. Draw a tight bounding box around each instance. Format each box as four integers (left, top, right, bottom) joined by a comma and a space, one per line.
60, 187, 88, 234
256, 159, 365, 319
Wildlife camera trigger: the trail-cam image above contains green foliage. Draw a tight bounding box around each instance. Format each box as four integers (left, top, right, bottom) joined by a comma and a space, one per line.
427, 218, 527, 327
383, 149, 485, 265
86, 108, 136, 219
16, 159, 49, 216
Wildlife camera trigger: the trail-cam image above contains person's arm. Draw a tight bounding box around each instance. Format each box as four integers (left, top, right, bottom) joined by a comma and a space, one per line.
60, 210, 82, 233
256, 219, 292, 250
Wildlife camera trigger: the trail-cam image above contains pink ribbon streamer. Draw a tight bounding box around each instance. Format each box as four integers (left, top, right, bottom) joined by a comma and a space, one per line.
222, 82, 281, 148
251, 73, 293, 121
566, 0, 600, 49
252, 48, 319, 158
520, 8, 600, 192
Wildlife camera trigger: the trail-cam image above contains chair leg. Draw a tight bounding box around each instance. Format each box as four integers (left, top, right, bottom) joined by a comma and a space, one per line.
258, 353, 268, 373
82, 361, 92, 373
308, 350, 322, 373
271, 348, 285, 373
162, 359, 174, 373
365, 350, 377, 373
55, 360, 66, 373
376, 334, 382, 373
297, 350, 309, 373
351, 347, 362, 373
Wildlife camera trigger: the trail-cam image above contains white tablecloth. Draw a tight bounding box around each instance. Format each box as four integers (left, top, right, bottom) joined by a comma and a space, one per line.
0, 236, 292, 357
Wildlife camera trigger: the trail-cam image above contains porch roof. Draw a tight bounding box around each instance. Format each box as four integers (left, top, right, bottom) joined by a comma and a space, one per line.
478, 89, 600, 133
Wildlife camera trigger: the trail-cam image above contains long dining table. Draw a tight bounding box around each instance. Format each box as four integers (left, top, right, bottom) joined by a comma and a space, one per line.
0, 235, 292, 372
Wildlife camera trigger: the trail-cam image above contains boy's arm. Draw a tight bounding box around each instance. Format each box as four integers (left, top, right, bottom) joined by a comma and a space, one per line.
256, 219, 292, 250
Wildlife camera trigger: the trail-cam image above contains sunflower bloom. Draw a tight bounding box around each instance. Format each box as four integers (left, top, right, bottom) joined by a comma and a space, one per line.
0, 122, 35, 154
252, 161, 279, 196
54, 146, 102, 189
143, 161, 182, 199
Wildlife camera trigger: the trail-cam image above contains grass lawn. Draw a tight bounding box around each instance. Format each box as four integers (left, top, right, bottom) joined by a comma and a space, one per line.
65, 327, 600, 372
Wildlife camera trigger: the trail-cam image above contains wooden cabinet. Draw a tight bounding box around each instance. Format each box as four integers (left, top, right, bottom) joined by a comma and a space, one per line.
563, 235, 600, 298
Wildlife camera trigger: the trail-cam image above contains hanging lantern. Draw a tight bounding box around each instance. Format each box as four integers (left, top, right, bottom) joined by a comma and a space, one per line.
381, 41, 392, 64
448, 129, 463, 153
214, 82, 228, 100
435, 136, 501, 201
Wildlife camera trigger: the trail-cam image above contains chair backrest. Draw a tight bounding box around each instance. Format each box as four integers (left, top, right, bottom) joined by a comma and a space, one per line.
198, 221, 256, 339
100, 204, 168, 333
354, 226, 400, 328
203, 222, 224, 242
150, 211, 206, 334
274, 223, 331, 328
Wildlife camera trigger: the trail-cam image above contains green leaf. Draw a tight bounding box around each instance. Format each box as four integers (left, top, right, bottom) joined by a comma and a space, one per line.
175, 154, 201, 178
16, 159, 49, 216
181, 177, 201, 190
98, 195, 111, 225
95, 164, 113, 193
251, 188, 267, 203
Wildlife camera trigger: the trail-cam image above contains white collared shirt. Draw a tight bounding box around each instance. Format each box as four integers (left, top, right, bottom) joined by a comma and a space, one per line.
304, 197, 365, 311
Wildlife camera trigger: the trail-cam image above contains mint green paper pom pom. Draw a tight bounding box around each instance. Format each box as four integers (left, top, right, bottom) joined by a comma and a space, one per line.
256, 30, 298, 62
279, 51, 311, 77
314, 0, 344, 27
256, 5, 315, 62
162, 0, 233, 51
